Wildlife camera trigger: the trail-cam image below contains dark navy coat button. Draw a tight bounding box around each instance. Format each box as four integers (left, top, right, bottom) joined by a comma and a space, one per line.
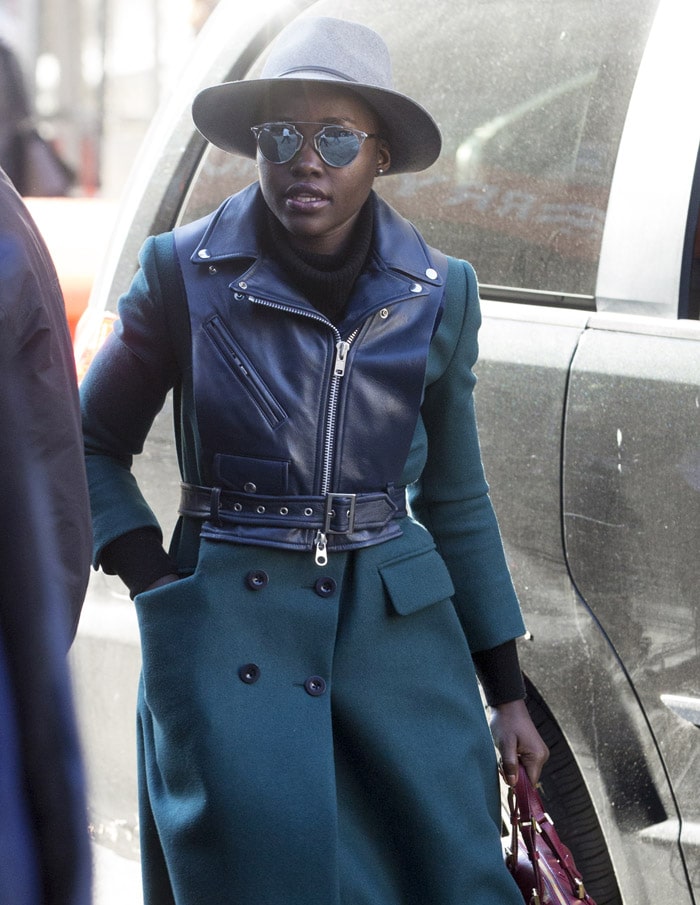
304, 676, 327, 697
314, 576, 337, 598
239, 663, 261, 684
245, 569, 269, 590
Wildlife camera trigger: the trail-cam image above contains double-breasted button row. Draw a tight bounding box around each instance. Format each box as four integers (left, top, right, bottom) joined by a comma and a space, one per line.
245, 570, 336, 599
237, 664, 328, 697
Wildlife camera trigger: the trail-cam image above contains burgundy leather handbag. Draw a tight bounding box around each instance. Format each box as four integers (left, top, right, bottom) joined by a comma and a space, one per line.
504, 766, 597, 905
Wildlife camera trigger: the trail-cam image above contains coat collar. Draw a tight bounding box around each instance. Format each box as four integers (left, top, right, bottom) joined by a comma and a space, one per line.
189, 182, 444, 290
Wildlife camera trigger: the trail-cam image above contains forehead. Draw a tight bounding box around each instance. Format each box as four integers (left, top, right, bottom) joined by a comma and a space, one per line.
258, 82, 379, 128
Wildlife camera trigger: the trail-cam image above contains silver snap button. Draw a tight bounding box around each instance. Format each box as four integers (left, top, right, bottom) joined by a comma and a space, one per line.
208, 265, 217, 274
238, 280, 248, 290
243, 482, 257, 493
380, 308, 389, 319
197, 249, 211, 259
425, 268, 438, 280
410, 283, 422, 293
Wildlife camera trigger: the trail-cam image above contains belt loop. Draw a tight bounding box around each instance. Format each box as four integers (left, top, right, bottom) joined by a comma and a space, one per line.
210, 486, 222, 526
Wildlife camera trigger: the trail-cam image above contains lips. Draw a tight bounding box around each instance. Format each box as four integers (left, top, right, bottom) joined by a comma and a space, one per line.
284, 183, 330, 212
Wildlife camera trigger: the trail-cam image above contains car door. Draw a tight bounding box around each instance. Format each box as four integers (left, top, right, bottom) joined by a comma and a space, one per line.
563, 314, 700, 896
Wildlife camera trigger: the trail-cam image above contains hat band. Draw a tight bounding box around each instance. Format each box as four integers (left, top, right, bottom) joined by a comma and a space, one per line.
276, 65, 370, 86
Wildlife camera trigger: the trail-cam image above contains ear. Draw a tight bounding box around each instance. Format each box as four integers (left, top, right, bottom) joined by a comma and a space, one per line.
376, 140, 391, 175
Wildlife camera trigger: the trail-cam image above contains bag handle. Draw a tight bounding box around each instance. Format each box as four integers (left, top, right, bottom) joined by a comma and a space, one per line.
506, 765, 591, 903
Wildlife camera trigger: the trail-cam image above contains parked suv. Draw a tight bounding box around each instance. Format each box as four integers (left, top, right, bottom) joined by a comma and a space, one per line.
72, 1, 700, 903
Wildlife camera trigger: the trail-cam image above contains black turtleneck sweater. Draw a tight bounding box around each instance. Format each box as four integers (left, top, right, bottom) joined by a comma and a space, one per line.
101, 198, 525, 705
265, 197, 374, 323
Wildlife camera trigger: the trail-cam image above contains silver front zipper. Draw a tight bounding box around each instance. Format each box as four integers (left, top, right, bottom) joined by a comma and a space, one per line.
315, 330, 360, 565
314, 529, 328, 567
248, 295, 360, 565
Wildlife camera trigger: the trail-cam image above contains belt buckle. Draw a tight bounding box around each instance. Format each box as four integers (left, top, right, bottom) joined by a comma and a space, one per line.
323, 493, 357, 535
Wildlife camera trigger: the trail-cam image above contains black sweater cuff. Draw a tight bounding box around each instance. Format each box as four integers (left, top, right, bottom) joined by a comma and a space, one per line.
472, 639, 526, 706
100, 527, 178, 599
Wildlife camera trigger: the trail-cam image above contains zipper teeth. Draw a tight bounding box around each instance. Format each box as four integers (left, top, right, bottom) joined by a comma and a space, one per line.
321, 377, 340, 494
321, 327, 360, 494
250, 296, 337, 335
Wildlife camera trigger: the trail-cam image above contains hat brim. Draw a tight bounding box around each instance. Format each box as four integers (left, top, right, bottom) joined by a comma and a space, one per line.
192, 76, 442, 174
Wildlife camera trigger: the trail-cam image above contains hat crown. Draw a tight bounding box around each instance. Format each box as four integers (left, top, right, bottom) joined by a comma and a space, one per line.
260, 17, 394, 91
191, 16, 442, 173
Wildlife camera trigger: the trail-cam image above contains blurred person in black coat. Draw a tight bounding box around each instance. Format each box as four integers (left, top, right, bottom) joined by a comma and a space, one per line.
0, 38, 28, 188
0, 167, 92, 904
0, 39, 74, 197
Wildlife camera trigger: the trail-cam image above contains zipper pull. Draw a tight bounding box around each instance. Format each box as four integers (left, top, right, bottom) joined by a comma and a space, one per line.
333, 340, 351, 377
314, 530, 328, 566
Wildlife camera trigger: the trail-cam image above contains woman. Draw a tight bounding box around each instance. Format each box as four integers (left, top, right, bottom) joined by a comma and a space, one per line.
81, 15, 548, 905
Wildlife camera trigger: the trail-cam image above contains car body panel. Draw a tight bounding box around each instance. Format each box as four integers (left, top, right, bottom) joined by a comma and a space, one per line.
474, 301, 697, 902
563, 319, 700, 890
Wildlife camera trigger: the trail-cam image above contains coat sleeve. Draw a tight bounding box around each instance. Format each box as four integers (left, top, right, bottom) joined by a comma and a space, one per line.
80, 234, 181, 567
407, 257, 526, 653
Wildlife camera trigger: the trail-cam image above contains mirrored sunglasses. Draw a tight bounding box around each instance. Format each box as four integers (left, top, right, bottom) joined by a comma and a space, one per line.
251, 122, 381, 168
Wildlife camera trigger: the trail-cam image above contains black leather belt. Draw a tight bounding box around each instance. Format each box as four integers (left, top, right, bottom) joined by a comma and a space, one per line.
179, 482, 407, 535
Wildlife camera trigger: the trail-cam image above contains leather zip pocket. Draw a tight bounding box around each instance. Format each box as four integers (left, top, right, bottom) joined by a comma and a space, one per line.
203, 315, 287, 428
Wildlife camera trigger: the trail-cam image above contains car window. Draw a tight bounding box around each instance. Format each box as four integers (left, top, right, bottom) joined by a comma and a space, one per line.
178, 0, 659, 303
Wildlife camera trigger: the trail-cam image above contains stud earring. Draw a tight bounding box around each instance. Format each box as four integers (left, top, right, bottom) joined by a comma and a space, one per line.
376, 168, 384, 175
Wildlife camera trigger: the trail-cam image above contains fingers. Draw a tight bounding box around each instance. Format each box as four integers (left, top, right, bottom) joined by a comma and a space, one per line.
502, 758, 519, 787
518, 738, 550, 786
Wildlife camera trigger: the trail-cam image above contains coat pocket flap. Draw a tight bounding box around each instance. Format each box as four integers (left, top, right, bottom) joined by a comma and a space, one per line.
379, 547, 455, 616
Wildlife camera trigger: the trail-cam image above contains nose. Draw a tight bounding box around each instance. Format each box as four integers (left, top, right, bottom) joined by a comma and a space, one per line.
289, 134, 323, 173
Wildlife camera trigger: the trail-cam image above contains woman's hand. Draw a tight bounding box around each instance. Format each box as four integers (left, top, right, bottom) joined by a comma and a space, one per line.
489, 698, 549, 787
144, 573, 180, 593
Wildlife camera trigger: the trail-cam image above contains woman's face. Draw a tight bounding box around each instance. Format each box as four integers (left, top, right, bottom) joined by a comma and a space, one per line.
256, 83, 391, 256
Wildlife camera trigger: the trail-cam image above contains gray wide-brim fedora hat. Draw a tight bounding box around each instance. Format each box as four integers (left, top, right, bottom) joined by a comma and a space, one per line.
192, 16, 442, 174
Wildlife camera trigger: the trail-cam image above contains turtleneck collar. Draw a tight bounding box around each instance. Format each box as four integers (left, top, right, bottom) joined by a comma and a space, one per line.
264, 197, 374, 323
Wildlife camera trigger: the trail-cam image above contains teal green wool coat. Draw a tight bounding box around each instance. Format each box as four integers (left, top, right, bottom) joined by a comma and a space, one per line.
81, 189, 527, 905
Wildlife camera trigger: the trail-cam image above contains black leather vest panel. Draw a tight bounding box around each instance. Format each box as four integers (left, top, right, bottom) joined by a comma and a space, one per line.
173, 186, 446, 554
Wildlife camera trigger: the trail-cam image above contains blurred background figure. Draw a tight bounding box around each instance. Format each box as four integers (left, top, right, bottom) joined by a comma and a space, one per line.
0, 166, 92, 904
0, 35, 74, 196
0, 35, 29, 189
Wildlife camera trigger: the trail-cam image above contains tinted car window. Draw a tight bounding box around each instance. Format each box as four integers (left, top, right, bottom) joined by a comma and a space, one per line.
179, 0, 658, 301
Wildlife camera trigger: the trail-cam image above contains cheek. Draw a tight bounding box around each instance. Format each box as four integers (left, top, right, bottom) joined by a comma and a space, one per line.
340, 162, 377, 201
257, 162, 283, 208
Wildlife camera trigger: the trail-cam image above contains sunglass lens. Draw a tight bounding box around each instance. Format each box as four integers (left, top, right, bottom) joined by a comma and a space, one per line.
316, 127, 361, 167
257, 124, 302, 163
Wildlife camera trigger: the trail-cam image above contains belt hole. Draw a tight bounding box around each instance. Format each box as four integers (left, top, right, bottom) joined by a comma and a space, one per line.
304, 508, 313, 516
279, 507, 288, 515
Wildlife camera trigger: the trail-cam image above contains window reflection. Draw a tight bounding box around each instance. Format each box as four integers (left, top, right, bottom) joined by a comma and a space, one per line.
179, 0, 659, 300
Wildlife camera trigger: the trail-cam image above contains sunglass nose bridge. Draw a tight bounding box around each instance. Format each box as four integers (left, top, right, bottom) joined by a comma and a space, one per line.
251, 122, 376, 168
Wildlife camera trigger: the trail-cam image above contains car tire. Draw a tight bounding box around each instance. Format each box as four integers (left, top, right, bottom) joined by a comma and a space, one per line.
525, 681, 623, 905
